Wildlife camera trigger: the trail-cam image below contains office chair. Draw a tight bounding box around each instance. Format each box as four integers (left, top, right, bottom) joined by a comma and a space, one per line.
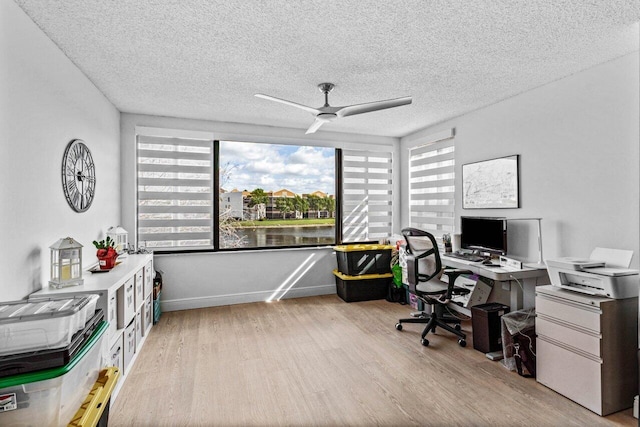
395, 228, 472, 347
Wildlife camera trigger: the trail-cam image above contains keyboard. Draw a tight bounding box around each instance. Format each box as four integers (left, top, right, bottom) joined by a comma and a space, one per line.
446, 252, 485, 263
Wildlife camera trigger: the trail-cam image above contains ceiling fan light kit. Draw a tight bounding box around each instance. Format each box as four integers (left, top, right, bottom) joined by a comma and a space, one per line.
255, 83, 412, 134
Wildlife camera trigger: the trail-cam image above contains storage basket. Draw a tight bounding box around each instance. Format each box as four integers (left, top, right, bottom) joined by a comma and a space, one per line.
333, 269, 392, 302
334, 244, 393, 276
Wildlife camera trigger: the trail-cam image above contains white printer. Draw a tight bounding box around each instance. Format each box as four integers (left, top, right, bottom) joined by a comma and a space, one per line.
546, 248, 639, 299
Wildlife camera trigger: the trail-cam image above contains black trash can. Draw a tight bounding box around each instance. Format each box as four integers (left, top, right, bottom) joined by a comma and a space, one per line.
471, 302, 510, 353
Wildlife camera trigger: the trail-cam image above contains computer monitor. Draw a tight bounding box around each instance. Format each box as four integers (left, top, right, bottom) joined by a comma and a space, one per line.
460, 216, 507, 255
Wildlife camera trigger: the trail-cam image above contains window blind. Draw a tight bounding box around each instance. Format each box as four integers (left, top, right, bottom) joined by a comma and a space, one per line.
342, 150, 393, 242
409, 138, 455, 240
137, 135, 214, 250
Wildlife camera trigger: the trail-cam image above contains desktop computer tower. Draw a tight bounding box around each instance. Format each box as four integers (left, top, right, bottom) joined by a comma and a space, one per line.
471, 303, 510, 353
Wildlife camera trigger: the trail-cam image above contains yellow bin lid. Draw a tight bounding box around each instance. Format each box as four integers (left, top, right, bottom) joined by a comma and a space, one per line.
68, 367, 120, 427
333, 269, 393, 280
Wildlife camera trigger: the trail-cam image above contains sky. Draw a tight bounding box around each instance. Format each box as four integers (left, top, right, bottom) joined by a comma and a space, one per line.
219, 141, 335, 195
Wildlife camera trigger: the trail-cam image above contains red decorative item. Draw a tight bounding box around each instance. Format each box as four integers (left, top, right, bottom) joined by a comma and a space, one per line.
97, 248, 118, 270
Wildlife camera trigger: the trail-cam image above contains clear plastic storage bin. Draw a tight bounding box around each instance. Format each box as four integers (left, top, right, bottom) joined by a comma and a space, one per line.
0, 321, 107, 427
0, 295, 99, 356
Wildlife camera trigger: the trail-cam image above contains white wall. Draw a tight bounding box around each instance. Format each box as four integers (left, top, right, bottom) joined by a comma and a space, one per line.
120, 113, 400, 310
401, 52, 640, 268
0, 1, 121, 301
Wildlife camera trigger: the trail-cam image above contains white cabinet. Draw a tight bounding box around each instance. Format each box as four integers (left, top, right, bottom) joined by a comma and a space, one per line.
30, 253, 154, 403
535, 285, 638, 415
143, 296, 152, 336
123, 319, 136, 372
144, 260, 154, 298
118, 277, 135, 329
108, 291, 118, 338
110, 334, 123, 373
135, 311, 143, 350
134, 269, 144, 309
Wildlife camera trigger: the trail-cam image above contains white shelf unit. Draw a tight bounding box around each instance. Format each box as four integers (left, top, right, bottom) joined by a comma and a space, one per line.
30, 253, 154, 402
535, 285, 638, 415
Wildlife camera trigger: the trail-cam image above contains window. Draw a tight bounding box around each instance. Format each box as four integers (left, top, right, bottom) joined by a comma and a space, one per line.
137, 133, 391, 252
341, 149, 393, 242
408, 136, 455, 241
218, 141, 335, 249
137, 135, 214, 250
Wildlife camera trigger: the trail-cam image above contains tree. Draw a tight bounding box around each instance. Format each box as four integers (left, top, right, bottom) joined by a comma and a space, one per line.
307, 194, 321, 218
293, 195, 308, 219
249, 188, 268, 207
247, 188, 268, 220
218, 162, 246, 248
324, 197, 336, 218
275, 197, 293, 219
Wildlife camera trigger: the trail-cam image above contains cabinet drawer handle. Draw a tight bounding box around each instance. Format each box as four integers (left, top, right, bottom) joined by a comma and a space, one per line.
537, 334, 602, 363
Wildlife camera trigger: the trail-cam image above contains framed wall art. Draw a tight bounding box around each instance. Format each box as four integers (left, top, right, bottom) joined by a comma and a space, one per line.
462, 154, 519, 209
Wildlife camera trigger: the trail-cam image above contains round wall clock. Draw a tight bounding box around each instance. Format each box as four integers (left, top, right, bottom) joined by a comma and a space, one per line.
61, 139, 96, 212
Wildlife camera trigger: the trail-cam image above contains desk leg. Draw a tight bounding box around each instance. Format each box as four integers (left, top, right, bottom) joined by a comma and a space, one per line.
510, 280, 523, 311
510, 277, 545, 311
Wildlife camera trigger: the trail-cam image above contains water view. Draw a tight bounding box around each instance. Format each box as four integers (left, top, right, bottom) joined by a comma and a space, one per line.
235, 225, 335, 248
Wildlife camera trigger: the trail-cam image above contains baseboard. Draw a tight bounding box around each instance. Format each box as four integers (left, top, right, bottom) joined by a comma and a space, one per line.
161, 284, 336, 312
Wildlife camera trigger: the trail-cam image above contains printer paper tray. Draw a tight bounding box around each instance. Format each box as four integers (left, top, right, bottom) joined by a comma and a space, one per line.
557, 283, 602, 296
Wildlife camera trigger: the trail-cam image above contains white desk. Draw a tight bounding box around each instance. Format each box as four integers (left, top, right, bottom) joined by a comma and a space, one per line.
441, 255, 549, 312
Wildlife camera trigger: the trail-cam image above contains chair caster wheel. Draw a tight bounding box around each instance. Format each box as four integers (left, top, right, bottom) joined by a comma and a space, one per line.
395, 323, 403, 331
421, 338, 429, 347
431, 327, 437, 333
458, 339, 466, 347
454, 324, 461, 331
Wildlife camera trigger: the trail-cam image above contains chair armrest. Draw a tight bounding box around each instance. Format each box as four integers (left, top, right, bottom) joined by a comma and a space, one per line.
442, 268, 473, 281
441, 268, 473, 299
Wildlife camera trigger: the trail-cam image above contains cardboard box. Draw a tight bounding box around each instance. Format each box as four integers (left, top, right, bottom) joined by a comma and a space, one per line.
451, 275, 492, 308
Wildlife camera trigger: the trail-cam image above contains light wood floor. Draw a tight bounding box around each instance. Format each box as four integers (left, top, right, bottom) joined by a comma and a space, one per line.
110, 295, 636, 426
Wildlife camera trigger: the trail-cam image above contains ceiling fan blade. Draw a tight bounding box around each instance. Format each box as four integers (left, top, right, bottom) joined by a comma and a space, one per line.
336, 96, 412, 118
305, 118, 326, 134
255, 93, 320, 115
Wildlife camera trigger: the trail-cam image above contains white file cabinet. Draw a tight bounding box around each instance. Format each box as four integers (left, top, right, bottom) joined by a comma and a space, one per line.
535, 285, 638, 415
30, 253, 154, 403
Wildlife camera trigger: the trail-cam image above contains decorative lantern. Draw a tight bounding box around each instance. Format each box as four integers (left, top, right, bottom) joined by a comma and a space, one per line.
49, 237, 84, 288
107, 226, 128, 258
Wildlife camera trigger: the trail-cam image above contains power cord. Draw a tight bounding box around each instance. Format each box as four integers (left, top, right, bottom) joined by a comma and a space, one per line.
444, 304, 471, 321
507, 274, 536, 356
509, 274, 524, 294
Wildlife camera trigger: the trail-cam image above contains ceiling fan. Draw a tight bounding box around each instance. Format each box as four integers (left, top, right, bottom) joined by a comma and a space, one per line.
255, 83, 412, 134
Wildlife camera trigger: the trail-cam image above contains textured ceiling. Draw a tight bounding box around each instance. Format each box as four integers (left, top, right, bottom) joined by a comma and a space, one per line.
14, 0, 640, 137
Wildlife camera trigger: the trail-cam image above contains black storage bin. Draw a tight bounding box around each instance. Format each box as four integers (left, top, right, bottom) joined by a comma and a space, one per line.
334, 244, 393, 276
333, 270, 392, 302
471, 303, 510, 353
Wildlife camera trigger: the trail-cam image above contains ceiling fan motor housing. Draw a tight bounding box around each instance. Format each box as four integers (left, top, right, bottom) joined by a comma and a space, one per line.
318, 83, 335, 94
317, 112, 337, 121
